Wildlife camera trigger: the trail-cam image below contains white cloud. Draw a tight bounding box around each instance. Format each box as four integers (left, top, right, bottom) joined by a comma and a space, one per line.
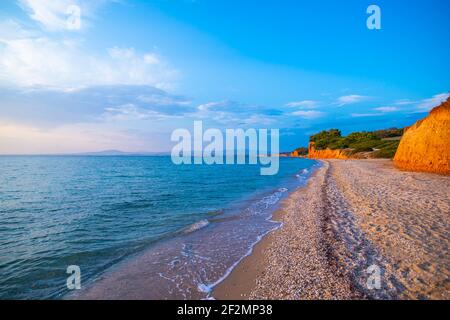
137, 94, 191, 107
336, 94, 368, 106
197, 101, 228, 111
394, 99, 417, 106
0, 85, 193, 126
416, 93, 449, 111
0, 3, 178, 90
0, 35, 178, 89
351, 113, 383, 118
195, 100, 282, 126
103, 104, 155, 121
17, 0, 108, 31
374, 106, 399, 113
238, 114, 276, 126
197, 100, 281, 116
18, 0, 73, 31
0, 19, 38, 40
291, 110, 325, 119
286, 100, 319, 109
102, 104, 184, 121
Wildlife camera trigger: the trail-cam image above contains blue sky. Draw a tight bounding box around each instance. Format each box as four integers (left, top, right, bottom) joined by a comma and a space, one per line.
0, 0, 449, 153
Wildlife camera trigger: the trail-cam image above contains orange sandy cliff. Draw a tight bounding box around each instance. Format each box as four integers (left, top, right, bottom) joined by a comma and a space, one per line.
393, 97, 450, 175
308, 142, 350, 159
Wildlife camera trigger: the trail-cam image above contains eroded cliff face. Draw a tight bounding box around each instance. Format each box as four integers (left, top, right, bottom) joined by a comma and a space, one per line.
393, 98, 450, 175
308, 142, 350, 159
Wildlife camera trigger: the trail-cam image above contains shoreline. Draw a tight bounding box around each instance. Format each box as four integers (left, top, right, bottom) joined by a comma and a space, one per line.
212, 190, 298, 299
213, 164, 324, 299
214, 159, 450, 300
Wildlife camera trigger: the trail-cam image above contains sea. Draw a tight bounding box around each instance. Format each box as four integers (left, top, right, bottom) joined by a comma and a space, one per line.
0, 155, 319, 299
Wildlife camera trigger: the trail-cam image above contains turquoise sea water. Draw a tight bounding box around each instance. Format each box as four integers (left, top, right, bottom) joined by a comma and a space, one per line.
0, 156, 318, 299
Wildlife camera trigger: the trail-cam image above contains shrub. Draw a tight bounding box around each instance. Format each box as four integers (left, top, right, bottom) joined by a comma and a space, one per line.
307, 128, 403, 158
373, 128, 404, 139
294, 147, 308, 156
310, 129, 342, 150
372, 140, 400, 158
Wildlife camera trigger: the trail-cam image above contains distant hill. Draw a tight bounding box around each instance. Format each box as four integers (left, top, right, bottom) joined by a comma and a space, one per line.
73, 150, 170, 156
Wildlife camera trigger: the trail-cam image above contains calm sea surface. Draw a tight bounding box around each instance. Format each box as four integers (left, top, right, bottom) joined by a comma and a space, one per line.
0, 156, 319, 299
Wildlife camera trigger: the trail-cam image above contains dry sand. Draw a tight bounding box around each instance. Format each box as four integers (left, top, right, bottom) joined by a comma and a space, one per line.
214, 159, 450, 300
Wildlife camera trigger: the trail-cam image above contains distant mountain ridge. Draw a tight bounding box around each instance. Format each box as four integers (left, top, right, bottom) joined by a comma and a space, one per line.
72, 150, 170, 156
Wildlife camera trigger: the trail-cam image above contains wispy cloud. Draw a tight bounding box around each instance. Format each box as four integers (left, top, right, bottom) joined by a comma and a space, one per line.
374, 106, 399, 113
350, 113, 383, 118
336, 94, 369, 106
0, 85, 194, 126
416, 93, 449, 112
137, 93, 192, 107
0, 19, 37, 40
0, 34, 178, 89
17, 0, 109, 31
102, 104, 185, 121
197, 100, 281, 115
394, 99, 417, 106
291, 110, 325, 119
285, 100, 319, 109
196, 100, 282, 126
0, 4, 178, 90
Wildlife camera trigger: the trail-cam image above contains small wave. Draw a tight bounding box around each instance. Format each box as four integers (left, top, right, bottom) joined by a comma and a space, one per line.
296, 168, 309, 177
203, 223, 283, 299
244, 187, 289, 215
182, 219, 210, 234
261, 188, 287, 206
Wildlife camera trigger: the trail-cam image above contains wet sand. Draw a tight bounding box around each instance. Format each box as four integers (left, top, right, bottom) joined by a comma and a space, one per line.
214, 160, 450, 300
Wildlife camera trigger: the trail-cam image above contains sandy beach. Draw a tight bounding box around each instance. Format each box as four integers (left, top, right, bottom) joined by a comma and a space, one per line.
214, 159, 450, 300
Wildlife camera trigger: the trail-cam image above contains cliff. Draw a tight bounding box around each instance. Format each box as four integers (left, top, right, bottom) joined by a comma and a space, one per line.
290, 147, 308, 157
308, 142, 351, 159
393, 98, 450, 175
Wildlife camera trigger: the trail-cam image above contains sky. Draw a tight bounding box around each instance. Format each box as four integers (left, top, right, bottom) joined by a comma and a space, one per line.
0, 0, 449, 154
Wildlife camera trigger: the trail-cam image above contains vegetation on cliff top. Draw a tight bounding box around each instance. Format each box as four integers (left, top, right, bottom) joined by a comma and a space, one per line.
309, 128, 403, 158
292, 147, 308, 156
